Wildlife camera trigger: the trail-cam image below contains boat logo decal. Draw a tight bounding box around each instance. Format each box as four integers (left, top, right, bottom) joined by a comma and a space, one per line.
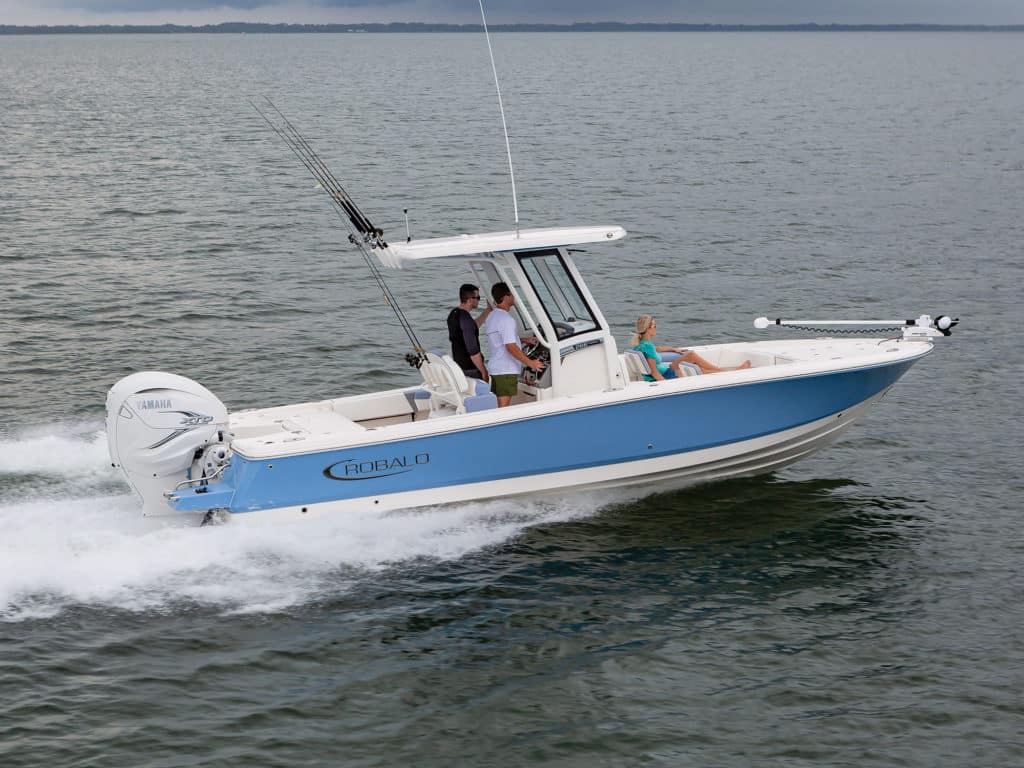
137, 398, 172, 410
134, 400, 213, 427
170, 410, 215, 426
145, 429, 188, 451
560, 338, 602, 361
323, 453, 430, 481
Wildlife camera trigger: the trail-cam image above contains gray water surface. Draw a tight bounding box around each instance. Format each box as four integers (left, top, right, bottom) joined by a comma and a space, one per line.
1, 32, 1022, 766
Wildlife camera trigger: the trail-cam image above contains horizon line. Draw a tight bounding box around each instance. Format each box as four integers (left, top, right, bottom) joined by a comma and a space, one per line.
3, 21, 1024, 34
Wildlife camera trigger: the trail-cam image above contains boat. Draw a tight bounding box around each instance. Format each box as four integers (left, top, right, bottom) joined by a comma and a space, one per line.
105, 214, 955, 524
104, 42, 957, 524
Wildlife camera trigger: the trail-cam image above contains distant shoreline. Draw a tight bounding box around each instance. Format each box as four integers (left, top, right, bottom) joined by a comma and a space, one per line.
2, 22, 1023, 35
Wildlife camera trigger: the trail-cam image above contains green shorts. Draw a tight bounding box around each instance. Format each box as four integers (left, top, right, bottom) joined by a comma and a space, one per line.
490, 374, 519, 397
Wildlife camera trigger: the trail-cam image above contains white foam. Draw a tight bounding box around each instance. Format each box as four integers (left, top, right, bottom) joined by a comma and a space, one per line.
0, 424, 616, 622
0, 493, 608, 622
0, 422, 112, 479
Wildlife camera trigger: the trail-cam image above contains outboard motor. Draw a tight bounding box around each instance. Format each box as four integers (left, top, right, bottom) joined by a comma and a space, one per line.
106, 372, 230, 517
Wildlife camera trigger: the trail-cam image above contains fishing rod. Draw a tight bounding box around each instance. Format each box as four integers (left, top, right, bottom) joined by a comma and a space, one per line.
251, 98, 428, 366
258, 99, 381, 242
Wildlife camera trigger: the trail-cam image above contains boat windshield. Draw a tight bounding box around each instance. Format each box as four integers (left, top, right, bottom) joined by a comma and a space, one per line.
516, 249, 598, 340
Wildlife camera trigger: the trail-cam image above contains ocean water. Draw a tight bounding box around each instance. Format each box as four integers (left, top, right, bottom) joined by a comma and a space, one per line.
1, 31, 1022, 766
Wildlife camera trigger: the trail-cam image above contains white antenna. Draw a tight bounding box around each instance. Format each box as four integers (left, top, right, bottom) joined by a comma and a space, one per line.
478, 0, 520, 236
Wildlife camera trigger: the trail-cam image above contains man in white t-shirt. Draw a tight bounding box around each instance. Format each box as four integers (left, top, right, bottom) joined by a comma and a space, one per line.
483, 282, 545, 407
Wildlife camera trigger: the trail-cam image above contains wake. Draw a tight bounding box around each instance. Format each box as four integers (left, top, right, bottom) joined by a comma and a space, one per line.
0, 423, 607, 622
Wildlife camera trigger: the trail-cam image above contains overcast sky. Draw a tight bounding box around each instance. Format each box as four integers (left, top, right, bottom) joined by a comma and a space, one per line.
4, 0, 1022, 26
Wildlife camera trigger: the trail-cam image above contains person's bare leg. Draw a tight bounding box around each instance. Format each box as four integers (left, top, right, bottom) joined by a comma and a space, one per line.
682, 351, 751, 374
496, 395, 512, 408
681, 350, 725, 373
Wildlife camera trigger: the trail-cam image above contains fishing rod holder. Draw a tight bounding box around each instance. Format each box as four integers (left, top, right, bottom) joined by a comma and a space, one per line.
348, 231, 386, 247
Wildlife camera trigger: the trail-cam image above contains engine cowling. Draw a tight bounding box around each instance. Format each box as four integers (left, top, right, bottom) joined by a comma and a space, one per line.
106, 372, 230, 517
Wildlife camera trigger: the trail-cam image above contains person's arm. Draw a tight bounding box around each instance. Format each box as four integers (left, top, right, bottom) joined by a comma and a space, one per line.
644, 355, 665, 380
460, 313, 487, 380
655, 345, 687, 354
474, 300, 494, 328
470, 352, 488, 382
506, 343, 544, 371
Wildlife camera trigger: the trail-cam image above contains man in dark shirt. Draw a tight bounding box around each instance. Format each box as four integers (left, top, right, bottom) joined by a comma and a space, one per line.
447, 283, 492, 381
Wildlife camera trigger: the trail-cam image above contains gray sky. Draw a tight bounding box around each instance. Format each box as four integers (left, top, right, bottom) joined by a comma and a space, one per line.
4, 0, 1023, 26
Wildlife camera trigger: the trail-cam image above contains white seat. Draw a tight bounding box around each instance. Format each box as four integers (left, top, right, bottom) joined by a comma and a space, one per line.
441, 354, 473, 395
621, 349, 700, 381
621, 350, 649, 382
674, 360, 702, 377
420, 352, 477, 414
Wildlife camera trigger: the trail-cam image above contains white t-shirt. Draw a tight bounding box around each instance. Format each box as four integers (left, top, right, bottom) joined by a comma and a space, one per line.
483, 307, 522, 376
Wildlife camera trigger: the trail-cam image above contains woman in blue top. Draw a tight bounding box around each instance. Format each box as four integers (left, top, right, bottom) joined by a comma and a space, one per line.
632, 315, 750, 379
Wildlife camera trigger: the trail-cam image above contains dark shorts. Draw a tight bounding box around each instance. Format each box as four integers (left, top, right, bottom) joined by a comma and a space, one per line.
647, 368, 678, 381
490, 374, 518, 397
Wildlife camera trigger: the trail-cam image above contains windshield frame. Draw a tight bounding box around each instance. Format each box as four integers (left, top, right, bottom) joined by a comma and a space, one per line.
515, 249, 599, 342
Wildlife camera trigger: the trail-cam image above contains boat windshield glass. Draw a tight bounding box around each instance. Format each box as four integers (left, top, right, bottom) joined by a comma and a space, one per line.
516, 249, 598, 340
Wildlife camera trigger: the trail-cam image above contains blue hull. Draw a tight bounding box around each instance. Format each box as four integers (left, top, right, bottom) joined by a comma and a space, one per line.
173, 359, 916, 514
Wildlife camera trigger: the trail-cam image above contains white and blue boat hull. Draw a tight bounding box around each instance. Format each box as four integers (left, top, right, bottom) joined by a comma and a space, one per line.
168, 356, 919, 520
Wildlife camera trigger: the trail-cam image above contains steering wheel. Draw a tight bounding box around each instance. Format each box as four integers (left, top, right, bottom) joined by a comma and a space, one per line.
523, 339, 547, 359
521, 341, 550, 366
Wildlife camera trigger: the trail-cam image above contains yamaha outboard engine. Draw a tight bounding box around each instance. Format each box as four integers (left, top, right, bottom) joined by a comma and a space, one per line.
106, 372, 230, 517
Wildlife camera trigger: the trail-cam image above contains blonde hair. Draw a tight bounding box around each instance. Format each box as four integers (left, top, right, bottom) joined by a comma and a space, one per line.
631, 315, 655, 347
